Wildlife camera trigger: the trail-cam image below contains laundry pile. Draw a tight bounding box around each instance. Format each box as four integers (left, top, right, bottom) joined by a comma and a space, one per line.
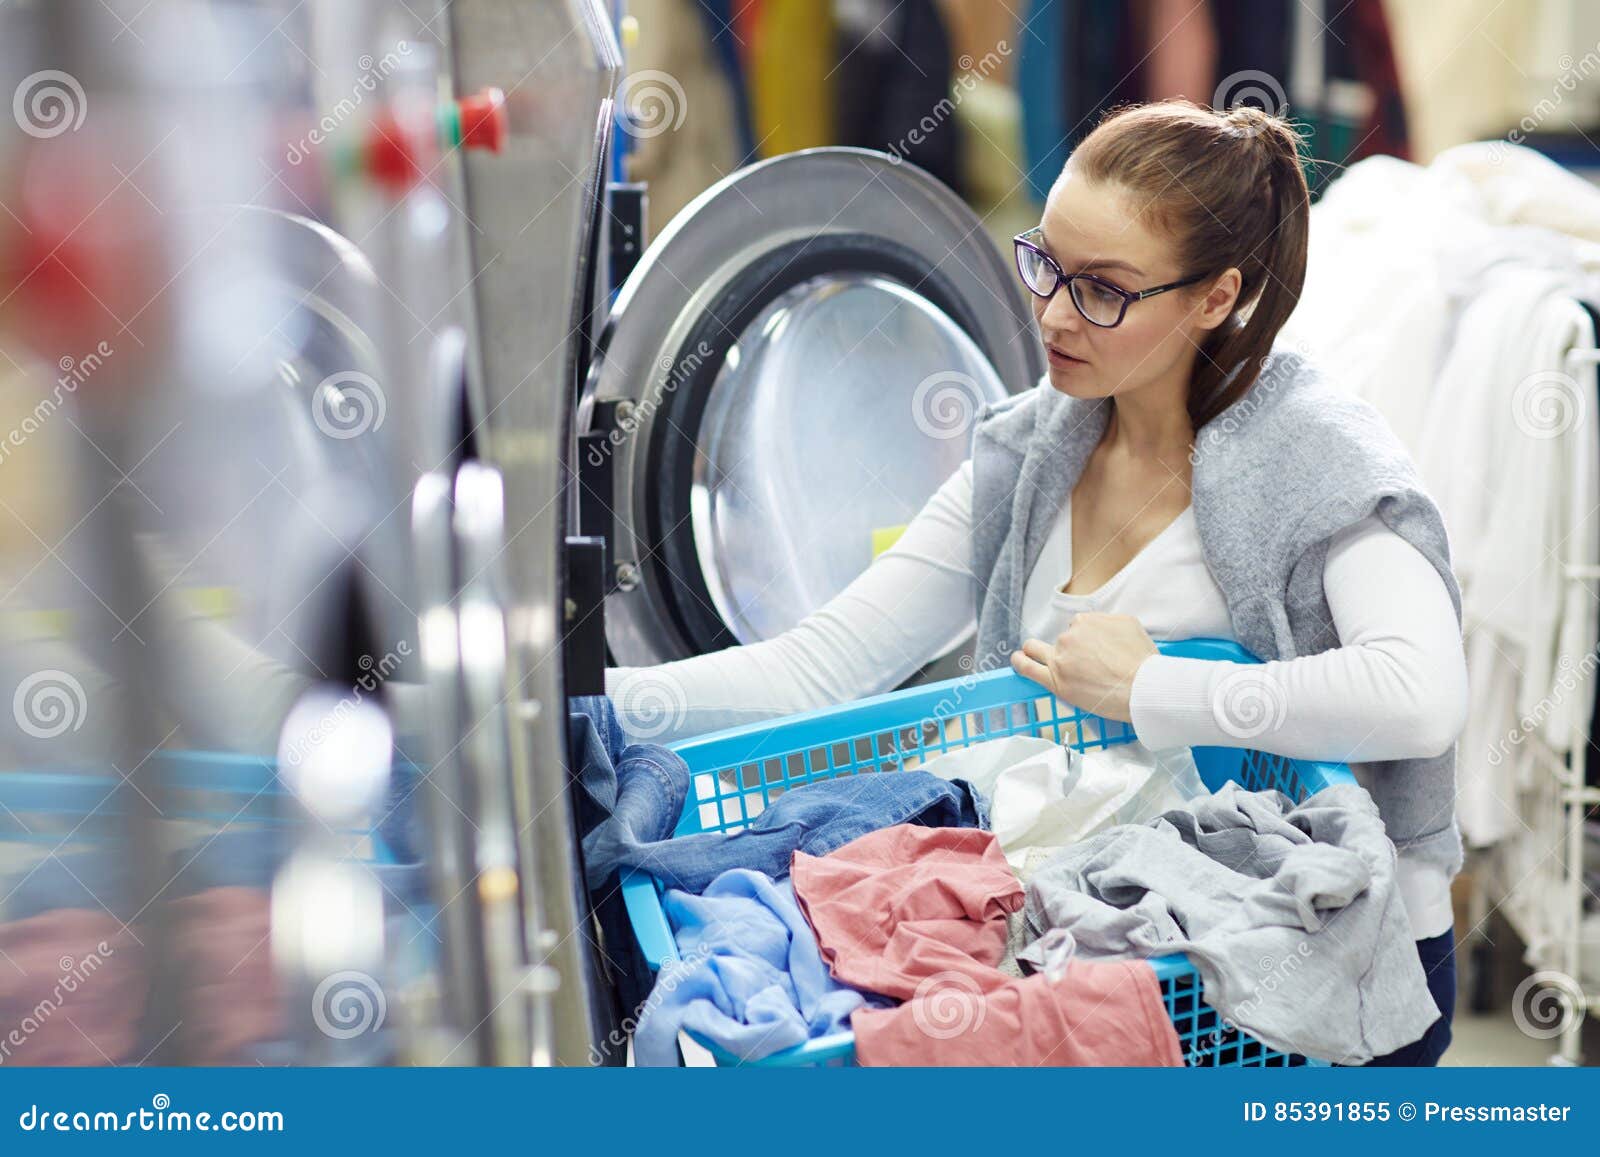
578, 700, 1437, 1067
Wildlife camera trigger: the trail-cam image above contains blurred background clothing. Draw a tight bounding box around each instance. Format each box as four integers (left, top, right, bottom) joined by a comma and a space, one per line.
619, 0, 1600, 245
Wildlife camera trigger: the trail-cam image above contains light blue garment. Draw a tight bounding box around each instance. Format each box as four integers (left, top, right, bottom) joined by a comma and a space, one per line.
632, 869, 874, 1066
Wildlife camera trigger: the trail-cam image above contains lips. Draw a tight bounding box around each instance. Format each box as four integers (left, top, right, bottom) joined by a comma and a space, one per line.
1046, 343, 1087, 366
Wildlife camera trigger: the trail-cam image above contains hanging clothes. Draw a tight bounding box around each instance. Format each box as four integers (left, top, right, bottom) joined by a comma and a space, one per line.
1279, 141, 1600, 846
694, 0, 758, 159
742, 0, 834, 157
1585, 301, 1600, 792
1016, 0, 1135, 202
1295, 0, 1411, 195
1209, 0, 1291, 104
1075, 0, 1137, 137
1017, 0, 1069, 203
1416, 273, 1597, 845
1138, 0, 1218, 105
1020, 1, 1414, 205
835, 0, 963, 194
623, 0, 744, 241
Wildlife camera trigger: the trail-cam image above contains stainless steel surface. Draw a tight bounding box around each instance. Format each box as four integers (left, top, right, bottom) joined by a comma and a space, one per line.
691, 273, 1007, 644
0, 0, 374, 1067
409, 459, 487, 1064
445, 0, 620, 1064
1, 0, 623, 1069
586, 147, 1044, 667
452, 460, 541, 1066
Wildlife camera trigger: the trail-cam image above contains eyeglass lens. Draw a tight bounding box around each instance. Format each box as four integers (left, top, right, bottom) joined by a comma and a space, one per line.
1016, 242, 1125, 327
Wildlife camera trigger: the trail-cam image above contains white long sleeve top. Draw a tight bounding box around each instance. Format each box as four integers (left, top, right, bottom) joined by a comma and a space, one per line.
607, 461, 1468, 938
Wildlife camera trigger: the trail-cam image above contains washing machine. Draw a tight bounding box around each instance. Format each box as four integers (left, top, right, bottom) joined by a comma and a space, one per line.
582, 147, 1045, 669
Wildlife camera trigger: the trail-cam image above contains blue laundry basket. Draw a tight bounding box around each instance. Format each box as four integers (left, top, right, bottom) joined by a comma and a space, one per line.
0, 749, 416, 863
620, 637, 1356, 1067
0, 749, 425, 922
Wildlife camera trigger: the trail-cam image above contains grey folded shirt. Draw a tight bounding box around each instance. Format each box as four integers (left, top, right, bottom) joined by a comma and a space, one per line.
1019, 782, 1437, 1063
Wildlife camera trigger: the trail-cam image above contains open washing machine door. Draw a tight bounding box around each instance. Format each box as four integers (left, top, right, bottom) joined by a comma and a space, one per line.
583, 147, 1044, 668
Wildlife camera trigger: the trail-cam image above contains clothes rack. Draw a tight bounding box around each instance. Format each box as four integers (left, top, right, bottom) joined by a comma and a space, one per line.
1461, 300, 1600, 1066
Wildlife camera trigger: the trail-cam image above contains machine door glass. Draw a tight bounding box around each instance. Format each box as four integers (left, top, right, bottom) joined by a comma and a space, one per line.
585, 148, 1045, 668
693, 273, 1002, 644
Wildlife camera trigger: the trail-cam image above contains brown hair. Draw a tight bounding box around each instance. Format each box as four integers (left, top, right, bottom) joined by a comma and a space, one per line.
1067, 100, 1310, 428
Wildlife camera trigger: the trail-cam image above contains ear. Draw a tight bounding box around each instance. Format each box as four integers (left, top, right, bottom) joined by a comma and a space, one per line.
1191, 268, 1242, 332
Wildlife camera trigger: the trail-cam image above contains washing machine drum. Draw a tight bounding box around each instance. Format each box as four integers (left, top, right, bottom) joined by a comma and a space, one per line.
586, 149, 1044, 668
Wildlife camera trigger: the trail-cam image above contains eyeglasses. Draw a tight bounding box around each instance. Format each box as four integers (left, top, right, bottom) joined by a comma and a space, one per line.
1012, 228, 1206, 329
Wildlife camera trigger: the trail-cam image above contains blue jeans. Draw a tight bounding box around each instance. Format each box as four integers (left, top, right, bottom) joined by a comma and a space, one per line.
567, 695, 985, 1053
1360, 930, 1455, 1066
568, 696, 988, 894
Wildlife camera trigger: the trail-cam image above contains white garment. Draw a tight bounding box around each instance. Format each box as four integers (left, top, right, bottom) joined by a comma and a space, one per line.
917, 735, 1205, 871
1282, 142, 1600, 848
1021, 495, 1233, 643
608, 461, 1467, 938
1419, 273, 1597, 846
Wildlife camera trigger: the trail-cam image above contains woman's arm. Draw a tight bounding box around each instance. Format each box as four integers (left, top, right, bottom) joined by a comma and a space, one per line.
606, 462, 980, 744
1129, 516, 1469, 760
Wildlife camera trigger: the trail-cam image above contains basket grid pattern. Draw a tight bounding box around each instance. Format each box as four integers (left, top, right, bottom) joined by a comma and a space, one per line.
636, 653, 1342, 1068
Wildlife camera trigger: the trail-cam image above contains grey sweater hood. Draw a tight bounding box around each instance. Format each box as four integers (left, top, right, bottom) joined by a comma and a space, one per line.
969, 347, 1464, 877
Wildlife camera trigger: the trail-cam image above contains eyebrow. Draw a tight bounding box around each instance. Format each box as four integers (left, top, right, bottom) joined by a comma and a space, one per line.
1078, 257, 1145, 276
1031, 230, 1145, 277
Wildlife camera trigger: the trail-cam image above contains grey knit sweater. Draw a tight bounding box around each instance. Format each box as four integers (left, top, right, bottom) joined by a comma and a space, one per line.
969, 348, 1465, 879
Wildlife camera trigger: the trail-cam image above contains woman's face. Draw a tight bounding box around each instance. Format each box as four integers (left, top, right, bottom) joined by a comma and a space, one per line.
1029, 168, 1216, 402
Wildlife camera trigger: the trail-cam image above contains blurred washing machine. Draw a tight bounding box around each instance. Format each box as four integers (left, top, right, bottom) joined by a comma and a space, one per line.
581, 147, 1044, 669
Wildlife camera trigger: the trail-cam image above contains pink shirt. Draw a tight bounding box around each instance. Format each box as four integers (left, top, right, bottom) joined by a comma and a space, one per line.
790, 825, 1183, 1067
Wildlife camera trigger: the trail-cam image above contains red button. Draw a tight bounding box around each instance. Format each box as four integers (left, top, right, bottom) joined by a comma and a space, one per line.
457, 87, 507, 154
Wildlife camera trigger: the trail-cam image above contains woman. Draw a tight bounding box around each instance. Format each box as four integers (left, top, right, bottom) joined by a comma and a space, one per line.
607, 100, 1469, 1066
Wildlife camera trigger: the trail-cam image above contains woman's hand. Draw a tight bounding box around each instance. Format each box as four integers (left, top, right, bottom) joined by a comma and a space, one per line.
1010, 612, 1159, 723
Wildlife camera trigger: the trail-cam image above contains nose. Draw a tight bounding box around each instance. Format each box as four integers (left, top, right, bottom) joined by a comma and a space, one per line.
1038, 283, 1083, 339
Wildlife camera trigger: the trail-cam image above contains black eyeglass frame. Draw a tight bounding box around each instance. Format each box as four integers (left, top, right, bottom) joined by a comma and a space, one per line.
1012, 228, 1207, 328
